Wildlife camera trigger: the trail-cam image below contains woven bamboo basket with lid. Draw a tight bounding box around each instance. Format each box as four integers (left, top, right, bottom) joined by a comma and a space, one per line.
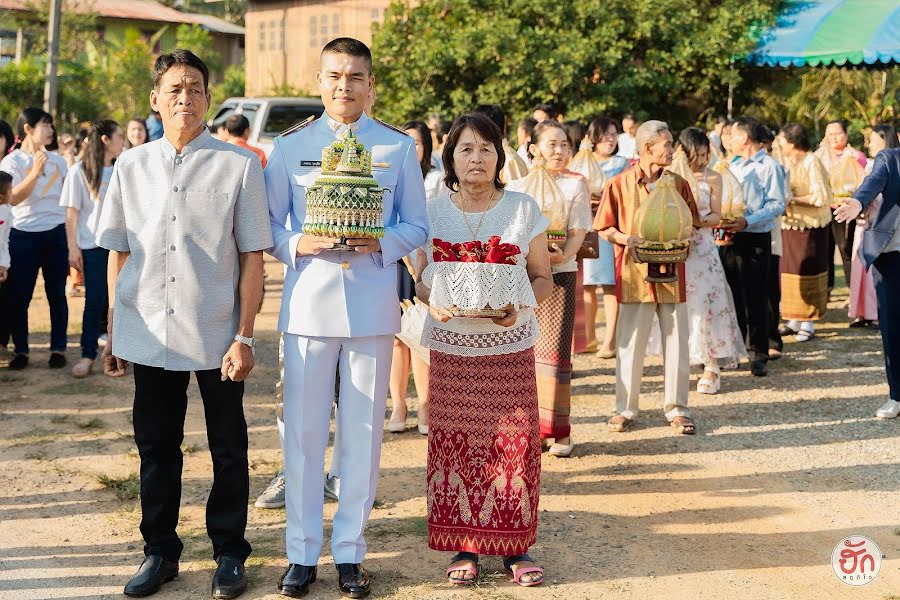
568, 136, 607, 206
711, 160, 745, 246
513, 156, 570, 250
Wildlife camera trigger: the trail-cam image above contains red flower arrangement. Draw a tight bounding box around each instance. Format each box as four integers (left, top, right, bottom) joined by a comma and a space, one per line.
431, 236, 520, 265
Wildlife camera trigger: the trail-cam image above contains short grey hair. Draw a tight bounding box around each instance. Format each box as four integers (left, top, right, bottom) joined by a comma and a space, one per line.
635, 120, 670, 155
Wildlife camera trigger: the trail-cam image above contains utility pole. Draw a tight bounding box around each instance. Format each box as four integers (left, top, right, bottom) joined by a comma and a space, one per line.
43, 0, 63, 117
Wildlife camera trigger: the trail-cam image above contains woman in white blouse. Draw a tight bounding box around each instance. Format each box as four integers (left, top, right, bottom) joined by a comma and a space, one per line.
416, 113, 552, 587
0, 108, 69, 370
60, 120, 124, 377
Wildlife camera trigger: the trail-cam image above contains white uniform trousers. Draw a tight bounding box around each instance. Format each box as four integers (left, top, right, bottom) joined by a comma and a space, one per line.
616, 302, 692, 421
282, 333, 393, 565
277, 333, 342, 478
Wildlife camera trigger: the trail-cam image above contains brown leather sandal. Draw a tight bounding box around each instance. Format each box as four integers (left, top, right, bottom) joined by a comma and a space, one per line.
670, 416, 696, 435
607, 415, 633, 432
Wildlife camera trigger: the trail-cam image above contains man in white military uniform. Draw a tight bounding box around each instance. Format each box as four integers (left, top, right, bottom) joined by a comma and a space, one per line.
264, 38, 428, 599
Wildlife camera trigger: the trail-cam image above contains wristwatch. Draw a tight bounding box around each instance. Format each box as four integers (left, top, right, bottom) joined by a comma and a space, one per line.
233, 334, 255, 349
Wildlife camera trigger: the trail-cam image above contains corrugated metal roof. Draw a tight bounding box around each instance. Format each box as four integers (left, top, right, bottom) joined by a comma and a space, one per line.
182, 12, 245, 35
0, 0, 243, 34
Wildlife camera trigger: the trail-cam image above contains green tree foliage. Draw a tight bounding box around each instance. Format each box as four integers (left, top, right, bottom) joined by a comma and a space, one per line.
13, 0, 98, 61
211, 63, 246, 108
745, 66, 900, 143
85, 28, 163, 124
0, 59, 44, 124
175, 24, 222, 75
371, 0, 783, 127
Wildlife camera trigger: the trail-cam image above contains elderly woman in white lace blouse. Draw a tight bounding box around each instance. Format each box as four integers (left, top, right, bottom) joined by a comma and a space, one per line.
415, 113, 552, 588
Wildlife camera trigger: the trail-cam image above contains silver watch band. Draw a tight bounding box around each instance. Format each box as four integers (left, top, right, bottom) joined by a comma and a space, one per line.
233, 334, 255, 348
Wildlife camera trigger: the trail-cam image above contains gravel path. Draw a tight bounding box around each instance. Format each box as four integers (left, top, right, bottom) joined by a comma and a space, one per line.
0, 258, 897, 600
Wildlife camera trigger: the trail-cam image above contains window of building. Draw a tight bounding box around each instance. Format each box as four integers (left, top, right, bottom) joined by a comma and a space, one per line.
269, 20, 276, 51
259, 21, 266, 51
320, 14, 328, 44
332, 14, 339, 36
309, 16, 317, 47
279, 20, 285, 50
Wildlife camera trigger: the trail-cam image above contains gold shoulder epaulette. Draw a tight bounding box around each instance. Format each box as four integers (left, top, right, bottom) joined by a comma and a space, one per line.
280, 115, 316, 137
373, 117, 410, 137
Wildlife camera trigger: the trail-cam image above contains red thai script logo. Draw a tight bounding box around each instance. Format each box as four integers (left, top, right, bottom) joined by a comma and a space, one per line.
832, 536, 882, 586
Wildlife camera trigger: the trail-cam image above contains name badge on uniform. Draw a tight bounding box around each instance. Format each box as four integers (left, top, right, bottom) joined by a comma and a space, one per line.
300, 160, 322, 167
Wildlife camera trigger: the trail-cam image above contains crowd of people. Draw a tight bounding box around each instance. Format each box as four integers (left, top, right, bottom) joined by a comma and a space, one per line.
0, 35, 898, 600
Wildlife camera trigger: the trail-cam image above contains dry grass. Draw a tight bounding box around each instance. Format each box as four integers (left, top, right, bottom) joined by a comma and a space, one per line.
96, 472, 141, 500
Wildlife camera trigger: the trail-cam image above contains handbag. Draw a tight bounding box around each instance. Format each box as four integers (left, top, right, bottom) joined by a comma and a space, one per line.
577, 229, 600, 260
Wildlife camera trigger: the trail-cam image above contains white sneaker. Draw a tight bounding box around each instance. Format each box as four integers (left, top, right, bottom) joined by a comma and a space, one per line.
254, 472, 285, 508
875, 399, 900, 419
324, 474, 340, 501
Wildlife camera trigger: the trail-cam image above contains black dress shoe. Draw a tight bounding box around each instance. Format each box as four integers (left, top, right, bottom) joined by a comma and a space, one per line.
750, 360, 768, 377
336, 563, 370, 598
279, 564, 317, 598
8, 354, 28, 370
212, 556, 247, 599
123, 555, 178, 597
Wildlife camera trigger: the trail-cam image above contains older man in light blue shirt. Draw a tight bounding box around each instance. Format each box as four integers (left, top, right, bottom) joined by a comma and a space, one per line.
720, 117, 786, 377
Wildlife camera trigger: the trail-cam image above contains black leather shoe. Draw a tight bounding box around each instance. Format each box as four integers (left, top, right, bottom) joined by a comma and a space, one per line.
750, 360, 768, 377
8, 354, 28, 370
336, 563, 370, 598
279, 564, 317, 598
212, 556, 247, 599
123, 555, 178, 597
48, 352, 66, 368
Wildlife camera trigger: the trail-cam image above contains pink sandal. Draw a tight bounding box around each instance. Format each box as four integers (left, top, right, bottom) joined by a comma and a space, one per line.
446, 552, 478, 585
503, 554, 544, 587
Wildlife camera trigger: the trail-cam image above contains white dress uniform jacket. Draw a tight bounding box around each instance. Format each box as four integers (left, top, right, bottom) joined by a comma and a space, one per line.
264, 111, 429, 337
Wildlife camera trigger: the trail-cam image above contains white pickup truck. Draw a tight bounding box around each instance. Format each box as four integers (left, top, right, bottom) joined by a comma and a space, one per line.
208, 97, 325, 158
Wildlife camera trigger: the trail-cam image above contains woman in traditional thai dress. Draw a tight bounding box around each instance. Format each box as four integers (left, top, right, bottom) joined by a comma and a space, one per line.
778, 124, 833, 342
649, 128, 746, 392
582, 118, 629, 356
509, 120, 592, 457
849, 124, 897, 327
417, 113, 553, 587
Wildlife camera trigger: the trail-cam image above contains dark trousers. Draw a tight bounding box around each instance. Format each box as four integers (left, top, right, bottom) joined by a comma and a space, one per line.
828, 217, 856, 289
720, 232, 771, 362
133, 364, 251, 562
768, 254, 783, 351
7, 224, 69, 354
80, 247, 109, 359
872, 252, 900, 401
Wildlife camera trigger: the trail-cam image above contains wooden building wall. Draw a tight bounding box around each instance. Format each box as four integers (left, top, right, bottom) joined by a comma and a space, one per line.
245, 0, 391, 96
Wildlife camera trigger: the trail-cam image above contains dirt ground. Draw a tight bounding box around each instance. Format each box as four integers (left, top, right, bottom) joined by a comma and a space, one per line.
1, 256, 898, 600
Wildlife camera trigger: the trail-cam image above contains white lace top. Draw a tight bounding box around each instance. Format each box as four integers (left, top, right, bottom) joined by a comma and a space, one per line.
423, 190, 549, 357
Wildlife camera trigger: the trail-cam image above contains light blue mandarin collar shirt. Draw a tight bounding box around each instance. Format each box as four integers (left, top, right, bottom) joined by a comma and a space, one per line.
731, 148, 787, 233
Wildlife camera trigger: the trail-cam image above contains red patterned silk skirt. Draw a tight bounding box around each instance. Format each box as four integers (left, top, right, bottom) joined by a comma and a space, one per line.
534, 271, 577, 440
426, 347, 541, 556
